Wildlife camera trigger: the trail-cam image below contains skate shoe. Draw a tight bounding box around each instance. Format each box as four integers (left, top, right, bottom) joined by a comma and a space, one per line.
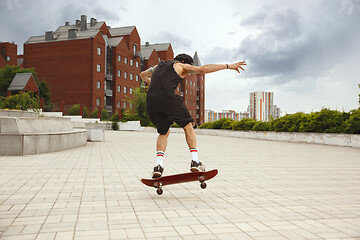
152, 165, 164, 178
190, 160, 205, 172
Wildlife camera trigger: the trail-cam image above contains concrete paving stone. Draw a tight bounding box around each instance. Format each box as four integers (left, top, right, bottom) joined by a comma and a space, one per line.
54, 231, 74, 240
1, 234, 37, 240
1, 131, 360, 239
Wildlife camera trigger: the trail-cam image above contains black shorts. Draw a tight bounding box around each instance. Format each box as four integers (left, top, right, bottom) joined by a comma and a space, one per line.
147, 96, 193, 135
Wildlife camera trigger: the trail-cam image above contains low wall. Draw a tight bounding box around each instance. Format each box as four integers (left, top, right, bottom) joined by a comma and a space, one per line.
0, 117, 87, 156
140, 127, 360, 148
0, 109, 38, 118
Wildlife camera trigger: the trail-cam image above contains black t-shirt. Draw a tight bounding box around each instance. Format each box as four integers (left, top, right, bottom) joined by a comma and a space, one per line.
147, 60, 183, 99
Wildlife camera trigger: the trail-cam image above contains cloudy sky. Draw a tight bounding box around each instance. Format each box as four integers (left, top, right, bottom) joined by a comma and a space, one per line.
1, 0, 359, 114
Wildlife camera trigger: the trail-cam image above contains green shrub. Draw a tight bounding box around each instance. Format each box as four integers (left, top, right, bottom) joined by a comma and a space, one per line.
232, 118, 257, 130
89, 110, 98, 118
253, 121, 271, 131
170, 123, 181, 128
110, 113, 120, 122
346, 108, 360, 134
121, 113, 140, 122
101, 109, 109, 120
0, 91, 40, 111
271, 112, 308, 132
68, 104, 88, 117
199, 122, 212, 129
299, 108, 349, 133
111, 120, 119, 130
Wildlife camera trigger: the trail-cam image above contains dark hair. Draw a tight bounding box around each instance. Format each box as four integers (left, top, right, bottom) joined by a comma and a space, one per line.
174, 53, 193, 65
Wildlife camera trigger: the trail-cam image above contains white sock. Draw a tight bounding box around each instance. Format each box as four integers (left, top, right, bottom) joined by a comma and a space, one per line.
190, 148, 199, 163
156, 151, 164, 167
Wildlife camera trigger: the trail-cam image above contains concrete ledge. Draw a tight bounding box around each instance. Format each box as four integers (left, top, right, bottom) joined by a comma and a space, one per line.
140, 127, 360, 148
0, 116, 87, 156
0, 109, 38, 118
119, 121, 141, 131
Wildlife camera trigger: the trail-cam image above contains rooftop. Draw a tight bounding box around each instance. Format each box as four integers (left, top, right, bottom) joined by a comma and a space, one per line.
0, 130, 359, 239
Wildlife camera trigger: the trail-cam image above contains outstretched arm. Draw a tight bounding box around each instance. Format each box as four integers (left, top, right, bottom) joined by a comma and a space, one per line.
139, 65, 157, 85
180, 61, 247, 76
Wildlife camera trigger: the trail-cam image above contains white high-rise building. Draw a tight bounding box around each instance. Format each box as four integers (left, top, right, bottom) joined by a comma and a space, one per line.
249, 91, 279, 122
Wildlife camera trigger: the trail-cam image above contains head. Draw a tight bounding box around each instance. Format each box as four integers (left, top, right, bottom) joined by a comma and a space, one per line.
174, 53, 193, 65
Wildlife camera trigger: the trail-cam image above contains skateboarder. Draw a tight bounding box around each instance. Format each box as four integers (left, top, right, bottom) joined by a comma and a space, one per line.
140, 54, 246, 178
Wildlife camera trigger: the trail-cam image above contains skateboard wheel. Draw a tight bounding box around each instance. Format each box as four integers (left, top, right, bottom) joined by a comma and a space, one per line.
200, 182, 207, 189
156, 188, 163, 195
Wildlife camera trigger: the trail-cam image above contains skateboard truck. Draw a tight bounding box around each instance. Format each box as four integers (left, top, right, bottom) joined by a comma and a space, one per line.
153, 182, 163, 195
198, 175, 207, 189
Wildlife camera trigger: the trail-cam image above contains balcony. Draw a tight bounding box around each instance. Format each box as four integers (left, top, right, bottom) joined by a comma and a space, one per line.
105, 89, 113, 97
105, 105, 112, 111
105, 74, 113, 81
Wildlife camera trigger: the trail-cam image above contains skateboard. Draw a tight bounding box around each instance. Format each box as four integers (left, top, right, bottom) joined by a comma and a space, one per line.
141, 169, 218, 195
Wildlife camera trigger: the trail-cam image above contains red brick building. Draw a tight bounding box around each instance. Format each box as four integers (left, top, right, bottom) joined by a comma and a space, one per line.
22, 15, 205, 124
0, 42, 18, 68
24, 15, 141, 114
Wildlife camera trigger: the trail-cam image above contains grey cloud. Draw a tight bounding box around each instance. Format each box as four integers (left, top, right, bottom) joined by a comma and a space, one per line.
0, 0, 122, 53
205, 0, 360, 86
151, 31, 192, 53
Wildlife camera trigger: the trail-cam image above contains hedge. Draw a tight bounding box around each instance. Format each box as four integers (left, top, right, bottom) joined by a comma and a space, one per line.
199, 108, 360, 134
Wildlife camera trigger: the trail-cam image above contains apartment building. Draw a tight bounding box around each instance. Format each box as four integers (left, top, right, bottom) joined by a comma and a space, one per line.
249, 91, 280, 121
0, 42, 18, 68
205, 109, 249, 123
24, 15, 141, 114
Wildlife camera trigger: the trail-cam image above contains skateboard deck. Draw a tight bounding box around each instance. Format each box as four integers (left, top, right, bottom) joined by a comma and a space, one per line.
141, 169, 218, 195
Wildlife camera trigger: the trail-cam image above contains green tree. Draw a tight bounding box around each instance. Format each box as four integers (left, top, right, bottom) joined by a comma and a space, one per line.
127, 87, 152, 126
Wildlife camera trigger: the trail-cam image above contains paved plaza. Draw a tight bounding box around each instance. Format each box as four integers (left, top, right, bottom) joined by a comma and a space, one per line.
0, 130, 360, 240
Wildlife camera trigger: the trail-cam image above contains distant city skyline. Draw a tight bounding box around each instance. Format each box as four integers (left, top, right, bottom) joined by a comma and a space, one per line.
1, 0, 359, 114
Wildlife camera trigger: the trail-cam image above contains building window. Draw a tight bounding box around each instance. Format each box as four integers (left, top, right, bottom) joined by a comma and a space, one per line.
124, 72, 127, 79
117, 85, 121, 92
135, 75, 139, 81
133, 44, 137, 55
130, 102, 133, 109
97, 47, 101, 55
130, 88, 133, 94
124, 57, 128, 64
118, 55, 121, 62
117, 101, 121, 108
130, 73, 133, 80
136, 61, 139, 68
130, 59, 133, 66
96, 98, 100, 106
6, 56, 11, 61
117, 70, 121, 77
124, 86, 127, 93
97, 64, 101, 72
97, 81, 101, 89
124, 101, 127, 108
